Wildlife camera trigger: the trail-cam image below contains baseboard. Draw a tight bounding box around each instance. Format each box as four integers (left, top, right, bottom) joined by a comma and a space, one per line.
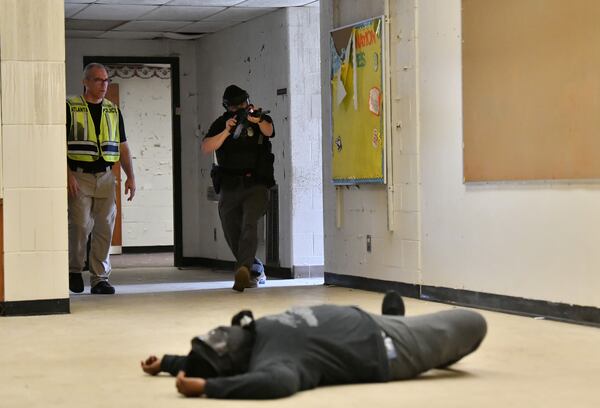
420, 285, 600, 327
324, 272, 600, 327
122, 245, 174, 254
179, 257, 293, 279
324, 273, 420, 298
0, 298, 70, 316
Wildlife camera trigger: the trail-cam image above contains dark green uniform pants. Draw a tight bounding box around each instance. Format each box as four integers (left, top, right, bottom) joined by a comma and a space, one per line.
218, 183, 269, 271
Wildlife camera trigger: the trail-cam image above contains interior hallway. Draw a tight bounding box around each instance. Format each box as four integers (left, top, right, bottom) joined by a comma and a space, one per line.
0, 255, 598, 408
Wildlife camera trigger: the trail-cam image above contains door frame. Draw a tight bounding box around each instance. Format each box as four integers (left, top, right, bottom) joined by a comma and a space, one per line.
83, 56, 183, 265
105, 83, 122, 255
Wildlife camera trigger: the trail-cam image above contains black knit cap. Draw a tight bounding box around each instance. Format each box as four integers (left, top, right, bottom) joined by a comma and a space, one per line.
222, 84, 249, 108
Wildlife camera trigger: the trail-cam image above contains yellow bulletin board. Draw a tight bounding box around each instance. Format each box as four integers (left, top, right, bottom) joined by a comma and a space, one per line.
330, 16, 386, 185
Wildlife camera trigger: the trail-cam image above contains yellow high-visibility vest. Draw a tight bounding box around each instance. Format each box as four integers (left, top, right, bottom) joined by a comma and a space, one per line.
66, 95, 120, 162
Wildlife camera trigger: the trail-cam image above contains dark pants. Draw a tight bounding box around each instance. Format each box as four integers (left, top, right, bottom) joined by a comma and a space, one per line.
218, 183, 269, 270
370, 309, 487, 380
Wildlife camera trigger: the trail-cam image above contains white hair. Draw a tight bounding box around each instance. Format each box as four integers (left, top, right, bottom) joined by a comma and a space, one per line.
83, 62, 108, 80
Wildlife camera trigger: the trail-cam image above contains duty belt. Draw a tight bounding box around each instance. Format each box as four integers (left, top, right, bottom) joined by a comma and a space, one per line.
73, 166, 112, 174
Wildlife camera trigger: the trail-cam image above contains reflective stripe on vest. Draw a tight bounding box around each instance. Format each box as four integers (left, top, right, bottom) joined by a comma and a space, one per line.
67, 95, 120, 163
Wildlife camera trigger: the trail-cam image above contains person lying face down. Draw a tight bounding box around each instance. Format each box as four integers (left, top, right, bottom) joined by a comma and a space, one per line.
140, 292, 487, 399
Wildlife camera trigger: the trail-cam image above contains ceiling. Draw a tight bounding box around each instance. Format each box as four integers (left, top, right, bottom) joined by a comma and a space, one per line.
65, 0, 319, 40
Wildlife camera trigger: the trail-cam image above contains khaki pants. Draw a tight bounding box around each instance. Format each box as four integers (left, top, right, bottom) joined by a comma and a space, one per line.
68, 169, 116, 287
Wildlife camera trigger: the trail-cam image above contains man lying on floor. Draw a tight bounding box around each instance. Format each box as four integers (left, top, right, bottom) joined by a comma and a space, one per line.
140, 292, 487, 399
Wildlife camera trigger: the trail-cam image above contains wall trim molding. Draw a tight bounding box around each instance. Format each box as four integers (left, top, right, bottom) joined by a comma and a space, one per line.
0, 298, 70, 316
180, 257, 293, 279
324, 273, 600, 327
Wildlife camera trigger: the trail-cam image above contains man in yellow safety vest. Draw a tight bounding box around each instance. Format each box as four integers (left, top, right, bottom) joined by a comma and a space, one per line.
66, 62, 136, 295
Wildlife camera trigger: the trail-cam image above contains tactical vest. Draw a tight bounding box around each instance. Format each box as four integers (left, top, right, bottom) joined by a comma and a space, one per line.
216, 119, 275, 187
66, 95, 120, 162
215, 115, 261, 169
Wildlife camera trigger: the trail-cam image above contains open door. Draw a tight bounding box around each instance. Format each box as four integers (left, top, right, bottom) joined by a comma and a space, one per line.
106, 83, 123, 254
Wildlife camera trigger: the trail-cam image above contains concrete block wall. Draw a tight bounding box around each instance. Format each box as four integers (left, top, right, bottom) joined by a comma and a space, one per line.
193, 7, 324, 271
0, 0, 68, 302
321, 0, 421, 283
194, 9, 293, 267
288, 6, 324, 269
388, 0, 421, 281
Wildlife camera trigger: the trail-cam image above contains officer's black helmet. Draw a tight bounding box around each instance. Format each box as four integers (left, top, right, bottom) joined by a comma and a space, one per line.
222, 85, 249, 109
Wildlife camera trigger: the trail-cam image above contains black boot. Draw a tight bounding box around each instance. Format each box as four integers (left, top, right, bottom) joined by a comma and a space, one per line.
381, 291, 405, 316
91, 281, 115, 295
69, 273, 84, 293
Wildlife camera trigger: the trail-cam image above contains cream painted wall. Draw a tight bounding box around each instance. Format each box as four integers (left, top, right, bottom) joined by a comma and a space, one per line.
322, 0, 600, 309
418, 0, 600, 307
0, 0, 68, 302
113, 74, 174, 247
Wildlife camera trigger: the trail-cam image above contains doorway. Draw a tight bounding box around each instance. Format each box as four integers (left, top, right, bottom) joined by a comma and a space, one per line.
83, 56, 183, 264
105, 83, 123, 253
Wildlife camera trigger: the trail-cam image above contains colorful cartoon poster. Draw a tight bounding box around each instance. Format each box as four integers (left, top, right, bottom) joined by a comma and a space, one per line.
330, 16, 385, 185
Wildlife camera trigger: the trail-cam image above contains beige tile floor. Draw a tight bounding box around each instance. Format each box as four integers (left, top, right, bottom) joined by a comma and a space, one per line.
1, 257, 599, 408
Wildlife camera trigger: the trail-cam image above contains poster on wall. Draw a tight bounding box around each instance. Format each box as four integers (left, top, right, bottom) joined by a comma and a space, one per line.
330, 16, 386, 185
